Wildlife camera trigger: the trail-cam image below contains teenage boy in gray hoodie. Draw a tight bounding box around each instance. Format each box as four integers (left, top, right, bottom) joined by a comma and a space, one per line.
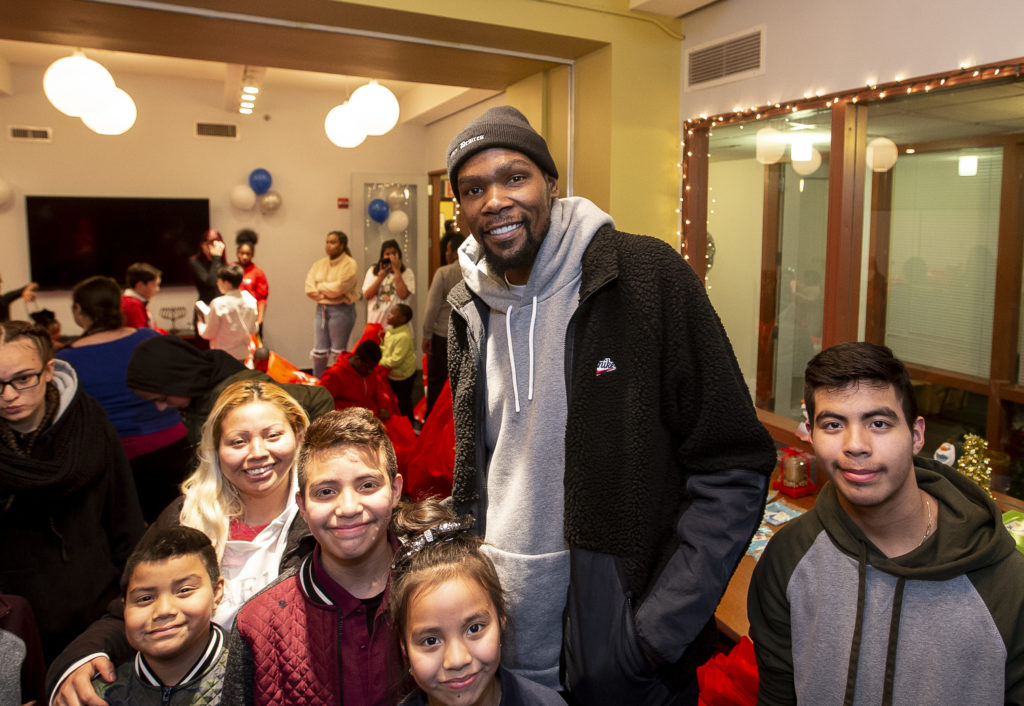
749, 342, 1024, 705
444, 105, 776, 704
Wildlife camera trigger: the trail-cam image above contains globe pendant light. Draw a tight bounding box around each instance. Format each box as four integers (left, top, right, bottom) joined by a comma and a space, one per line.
350, 81, 400, 136
43, 51, 116, 117
324, 102, 367, 148
81, 87, 138, 135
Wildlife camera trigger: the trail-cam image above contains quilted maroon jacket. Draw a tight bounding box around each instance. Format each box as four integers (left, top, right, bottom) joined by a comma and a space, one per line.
222, 550, 403, 705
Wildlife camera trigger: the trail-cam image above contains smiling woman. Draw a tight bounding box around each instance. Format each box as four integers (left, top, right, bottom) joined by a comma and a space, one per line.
46, 380, 319, 704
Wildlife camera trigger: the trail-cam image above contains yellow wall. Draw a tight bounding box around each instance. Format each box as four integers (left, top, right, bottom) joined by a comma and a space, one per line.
346, 0, 683, 244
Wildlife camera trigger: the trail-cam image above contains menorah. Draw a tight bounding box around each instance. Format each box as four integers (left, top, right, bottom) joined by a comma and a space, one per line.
159, 306, 188, 334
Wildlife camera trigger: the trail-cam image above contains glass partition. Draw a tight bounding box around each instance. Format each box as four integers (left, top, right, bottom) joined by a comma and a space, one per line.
707, 107, 831, 419
883, 147, 1002, 378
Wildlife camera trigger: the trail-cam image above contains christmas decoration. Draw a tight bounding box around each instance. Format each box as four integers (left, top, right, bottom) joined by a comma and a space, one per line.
956, 433, 993, 496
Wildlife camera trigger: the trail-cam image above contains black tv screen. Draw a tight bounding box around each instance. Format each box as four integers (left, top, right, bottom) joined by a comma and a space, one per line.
25, 196, 210, 289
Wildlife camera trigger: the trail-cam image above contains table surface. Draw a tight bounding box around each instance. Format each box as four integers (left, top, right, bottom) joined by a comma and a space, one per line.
715, 485, 816, 643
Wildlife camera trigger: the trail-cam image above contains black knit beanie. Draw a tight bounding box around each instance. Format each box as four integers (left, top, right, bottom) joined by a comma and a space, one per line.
446, 106, 558, 198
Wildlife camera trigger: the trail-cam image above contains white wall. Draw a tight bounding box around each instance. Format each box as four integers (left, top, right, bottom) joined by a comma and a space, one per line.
0, 62, 435, 365
680, 0, 1024, 119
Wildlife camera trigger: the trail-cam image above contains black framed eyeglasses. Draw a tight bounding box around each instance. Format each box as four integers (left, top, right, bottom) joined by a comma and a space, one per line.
0, 371, 44, 395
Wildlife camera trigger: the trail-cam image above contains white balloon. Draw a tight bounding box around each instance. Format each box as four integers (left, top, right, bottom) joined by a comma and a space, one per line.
386, 210, 409, 235
43, 53, 115, 117
230, 184, 257, 210
81, 87, 137, 135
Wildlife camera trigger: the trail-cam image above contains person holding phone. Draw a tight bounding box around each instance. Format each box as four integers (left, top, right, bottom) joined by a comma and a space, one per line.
363, 239, 415, 329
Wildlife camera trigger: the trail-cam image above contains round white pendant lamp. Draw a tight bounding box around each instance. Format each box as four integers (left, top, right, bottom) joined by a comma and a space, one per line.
81, 87, 137, 135
350, 81, 400, 136
43, 51, 116, 117
324, 103, 367, 148
866, 137, 898, 172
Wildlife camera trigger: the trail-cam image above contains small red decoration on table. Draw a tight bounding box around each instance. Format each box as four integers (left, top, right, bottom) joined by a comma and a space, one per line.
772, 447, 818, 498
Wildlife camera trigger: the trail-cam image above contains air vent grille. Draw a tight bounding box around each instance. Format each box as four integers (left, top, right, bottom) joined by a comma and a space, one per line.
196, 122, 238, 139
687, 28, 764, 88
9, 125, 53, 142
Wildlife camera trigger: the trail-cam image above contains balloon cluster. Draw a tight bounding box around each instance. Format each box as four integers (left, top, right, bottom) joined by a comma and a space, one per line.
367, 188, 410, 235
230, 168, 282, 214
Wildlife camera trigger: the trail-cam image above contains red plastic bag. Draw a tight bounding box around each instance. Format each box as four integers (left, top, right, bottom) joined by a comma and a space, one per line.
697, 636, 759, 706
402, 380, 455, 500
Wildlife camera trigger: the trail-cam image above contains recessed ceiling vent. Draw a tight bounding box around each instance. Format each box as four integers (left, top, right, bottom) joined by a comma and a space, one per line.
686, 27, 764, 90
196, 122, 238, 139
9, 125, 53, 143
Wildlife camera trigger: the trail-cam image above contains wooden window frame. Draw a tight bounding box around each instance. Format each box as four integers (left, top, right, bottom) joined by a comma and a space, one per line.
682, 58, 1024, 454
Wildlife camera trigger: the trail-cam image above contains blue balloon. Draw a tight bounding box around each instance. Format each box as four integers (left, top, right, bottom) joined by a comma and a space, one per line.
368, 198, 390, 224
249, 168, 272, 195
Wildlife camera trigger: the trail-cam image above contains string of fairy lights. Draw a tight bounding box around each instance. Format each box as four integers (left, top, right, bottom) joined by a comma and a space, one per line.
678, 58, 1024, 270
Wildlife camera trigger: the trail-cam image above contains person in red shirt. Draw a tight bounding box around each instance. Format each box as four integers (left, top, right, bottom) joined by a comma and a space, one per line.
235, 229, 269, 333
120, 262, 161, 330
318, 340, 396, 420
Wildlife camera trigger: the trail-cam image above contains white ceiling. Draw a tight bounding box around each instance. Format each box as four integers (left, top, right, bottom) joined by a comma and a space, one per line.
0, 36, 496, 125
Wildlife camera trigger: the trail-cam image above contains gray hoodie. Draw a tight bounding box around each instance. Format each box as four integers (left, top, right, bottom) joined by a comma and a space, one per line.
457, 197, 614, 689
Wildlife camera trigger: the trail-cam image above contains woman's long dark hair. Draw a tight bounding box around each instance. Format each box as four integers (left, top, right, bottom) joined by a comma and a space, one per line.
72, 276, 124, 333
372, 239, 406, 275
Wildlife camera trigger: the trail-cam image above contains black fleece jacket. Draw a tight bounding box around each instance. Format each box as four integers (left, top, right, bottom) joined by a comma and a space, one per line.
448, 224, 776, 697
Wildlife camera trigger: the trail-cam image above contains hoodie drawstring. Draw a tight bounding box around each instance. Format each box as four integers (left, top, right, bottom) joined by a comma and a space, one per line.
842, 543, 868, 706
505, 297, 538, 413
843, 541, 907, 706
881, 576, 906, 706
528, 296, 537, 401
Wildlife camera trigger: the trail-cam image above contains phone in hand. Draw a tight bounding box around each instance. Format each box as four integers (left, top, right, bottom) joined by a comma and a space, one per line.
380, 259, 392, 271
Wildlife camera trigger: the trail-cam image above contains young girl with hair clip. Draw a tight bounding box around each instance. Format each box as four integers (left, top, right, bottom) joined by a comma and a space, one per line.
49, 379, 317, 705
391, 499, 563, 706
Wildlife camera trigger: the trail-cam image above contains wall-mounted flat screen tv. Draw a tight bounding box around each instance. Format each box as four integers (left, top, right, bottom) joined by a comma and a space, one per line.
25, 196, 210, 290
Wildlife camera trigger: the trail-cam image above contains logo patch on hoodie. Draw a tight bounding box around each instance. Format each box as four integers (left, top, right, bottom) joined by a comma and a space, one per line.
595, 358, 617, 376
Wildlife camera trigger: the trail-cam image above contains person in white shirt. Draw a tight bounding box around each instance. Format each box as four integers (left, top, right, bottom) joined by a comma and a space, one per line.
196, 264, 258, 361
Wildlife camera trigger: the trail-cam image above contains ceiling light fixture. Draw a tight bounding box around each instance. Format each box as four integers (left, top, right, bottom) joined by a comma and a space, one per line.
324, 102, 366, 148
349, 81, 400, 136
43, 50, 115, 117
43, 50, 137, 135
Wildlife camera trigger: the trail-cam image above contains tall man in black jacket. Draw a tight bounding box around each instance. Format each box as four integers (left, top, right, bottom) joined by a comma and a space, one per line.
444, 106, 776, 704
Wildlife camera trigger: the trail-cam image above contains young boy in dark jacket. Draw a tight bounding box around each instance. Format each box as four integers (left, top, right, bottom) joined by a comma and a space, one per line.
92, 527, 228, 705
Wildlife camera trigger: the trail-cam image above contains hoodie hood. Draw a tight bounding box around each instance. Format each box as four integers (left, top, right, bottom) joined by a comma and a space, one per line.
457, 196, 612, 413
126, 335, 245, 398
459, 196, 614, 309
816, 456, 1015, 579
50, 358, 78, 424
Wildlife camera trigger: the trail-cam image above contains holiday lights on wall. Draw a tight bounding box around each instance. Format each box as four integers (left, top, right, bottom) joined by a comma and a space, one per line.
679, 58, 1024, 264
